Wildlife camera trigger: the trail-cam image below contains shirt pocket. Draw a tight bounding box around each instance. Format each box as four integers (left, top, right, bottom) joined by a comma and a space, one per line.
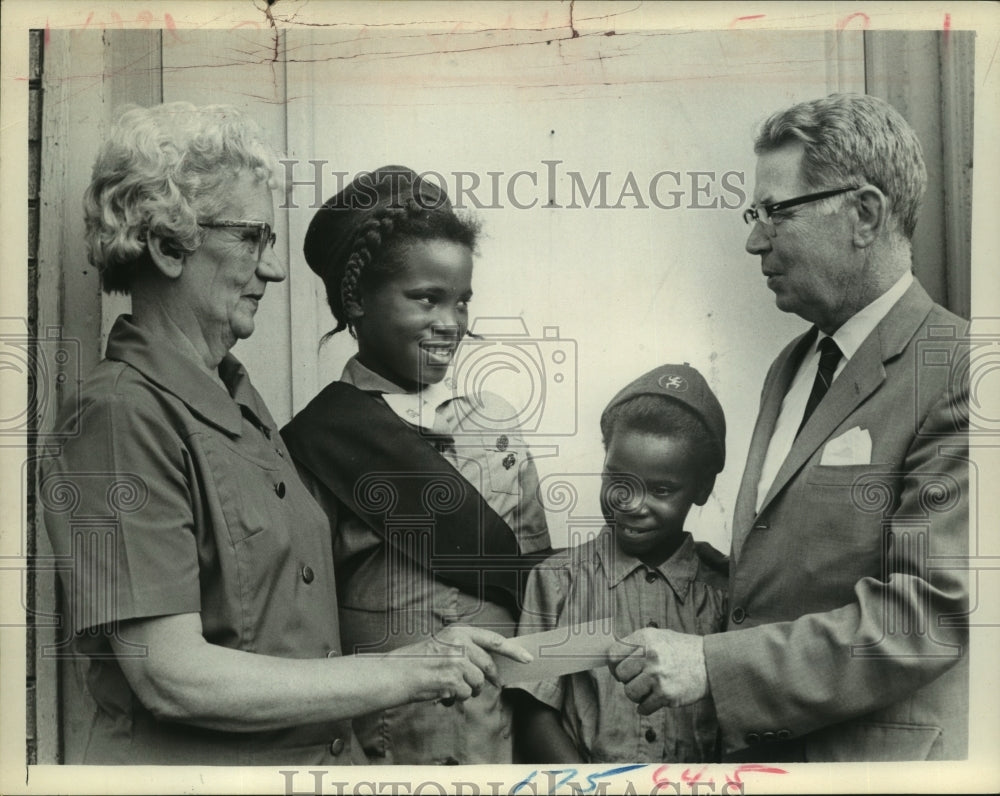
200, 434, 288, 547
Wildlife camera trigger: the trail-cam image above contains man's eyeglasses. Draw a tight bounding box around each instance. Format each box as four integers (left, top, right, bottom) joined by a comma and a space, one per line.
198, 220, 277, 263
742, 186, 858, 230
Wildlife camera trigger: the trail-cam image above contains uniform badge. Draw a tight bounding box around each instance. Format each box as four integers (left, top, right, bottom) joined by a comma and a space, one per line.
657, 374, 688, 392
502, 453, 516, 470
496, 434, 509, 451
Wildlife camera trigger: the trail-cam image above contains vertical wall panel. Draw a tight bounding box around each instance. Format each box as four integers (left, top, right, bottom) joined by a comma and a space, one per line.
161, 30, 292, 422
940, 32, 975, 319
865, 30, 974, 318
34, 29, 162, 763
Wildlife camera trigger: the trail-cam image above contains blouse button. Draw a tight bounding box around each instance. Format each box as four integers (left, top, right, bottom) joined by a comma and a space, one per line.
645, 728, 657, 742
301, 565, 315, 584
274, 481, 286, 498
731, 607, 746, 624
646, 620, 659, 628
645, 571, 658, 584
329, 737, 345, 756
326, 649, 338, 658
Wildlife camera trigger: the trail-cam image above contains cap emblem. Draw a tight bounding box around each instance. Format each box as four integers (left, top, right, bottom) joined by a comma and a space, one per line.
657, 374, 689, 392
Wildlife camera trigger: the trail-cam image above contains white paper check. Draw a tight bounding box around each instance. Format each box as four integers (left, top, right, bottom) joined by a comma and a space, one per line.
495, 621, 617, 684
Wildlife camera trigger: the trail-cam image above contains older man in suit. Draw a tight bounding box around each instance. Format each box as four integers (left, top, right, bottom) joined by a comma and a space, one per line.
610, 93, 968, 761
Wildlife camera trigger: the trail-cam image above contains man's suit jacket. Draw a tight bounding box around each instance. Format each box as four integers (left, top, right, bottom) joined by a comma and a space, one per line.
703, 279, 969, 762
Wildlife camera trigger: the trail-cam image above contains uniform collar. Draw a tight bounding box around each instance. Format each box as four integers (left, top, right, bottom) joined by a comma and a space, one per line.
105, 315, 266, 437
597, 527, 699, 602
341, 355, 465, 432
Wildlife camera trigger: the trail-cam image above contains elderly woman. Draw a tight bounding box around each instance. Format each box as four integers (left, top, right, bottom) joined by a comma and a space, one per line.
41, 102, 529, 765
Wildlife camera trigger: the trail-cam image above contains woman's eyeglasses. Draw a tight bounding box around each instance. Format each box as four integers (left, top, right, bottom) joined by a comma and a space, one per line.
199, 220, 277, 263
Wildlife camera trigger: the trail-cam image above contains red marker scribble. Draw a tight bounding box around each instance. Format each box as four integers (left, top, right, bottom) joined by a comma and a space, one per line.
654, 763, 787, 790
652, 764, 671, 786
164, 13, 181, 42
837, 12, 871, 30
724, 764, 789, 785
729, 14, 766, 28
44, 19, 50, 47
681, 766, 709, 784
943, 13, 951, 36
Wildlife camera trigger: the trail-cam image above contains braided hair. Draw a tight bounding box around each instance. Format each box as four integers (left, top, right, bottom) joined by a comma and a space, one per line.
303, 167, 480, 340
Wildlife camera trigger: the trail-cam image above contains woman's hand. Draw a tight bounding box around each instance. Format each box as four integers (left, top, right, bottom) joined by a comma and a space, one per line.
108, 614, 533, 732
387, 624, 533, 705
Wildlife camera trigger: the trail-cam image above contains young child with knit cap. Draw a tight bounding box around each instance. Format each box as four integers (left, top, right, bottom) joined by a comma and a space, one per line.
509, 363, 728, 763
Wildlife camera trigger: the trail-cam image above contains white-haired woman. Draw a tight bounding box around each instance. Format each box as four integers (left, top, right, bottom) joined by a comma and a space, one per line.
41, 103, 529, 765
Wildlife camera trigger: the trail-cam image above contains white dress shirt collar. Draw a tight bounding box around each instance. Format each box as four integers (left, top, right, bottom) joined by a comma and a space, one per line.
824, 271, 913, 359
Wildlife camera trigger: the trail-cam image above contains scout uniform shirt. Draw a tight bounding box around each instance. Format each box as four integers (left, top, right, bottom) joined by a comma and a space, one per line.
293, 356, 551, 764
41, 316, 355, 765
514, 528, 727, 763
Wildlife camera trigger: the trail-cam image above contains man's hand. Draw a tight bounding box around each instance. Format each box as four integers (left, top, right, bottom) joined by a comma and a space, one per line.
608, 628, 710, 714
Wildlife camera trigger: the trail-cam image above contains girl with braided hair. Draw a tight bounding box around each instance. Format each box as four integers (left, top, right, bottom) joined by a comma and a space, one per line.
282, 166, 551, 765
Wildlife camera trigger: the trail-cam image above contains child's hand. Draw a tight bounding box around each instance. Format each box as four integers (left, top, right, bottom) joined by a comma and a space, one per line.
608, 628, 709, 714
390, 625, 533, 705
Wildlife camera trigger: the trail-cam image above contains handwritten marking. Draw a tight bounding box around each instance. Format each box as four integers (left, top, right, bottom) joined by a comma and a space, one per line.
512, 765, 646, 794
653, 763, 789, 789
837, 12, 871, 30
729, 14, 766, 28
681, 766, 709, 784
724, 764, 790, 785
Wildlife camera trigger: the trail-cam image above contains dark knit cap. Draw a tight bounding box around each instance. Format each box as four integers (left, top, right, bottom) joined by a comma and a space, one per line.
302, 165, 452, 281
602, 363, 726, 471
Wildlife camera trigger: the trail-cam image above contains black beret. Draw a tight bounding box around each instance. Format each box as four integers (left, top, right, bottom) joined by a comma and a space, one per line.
302, 165, 452, 283
602, 362, 726, 471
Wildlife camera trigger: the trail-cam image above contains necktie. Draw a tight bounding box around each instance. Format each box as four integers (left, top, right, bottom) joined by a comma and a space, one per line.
797, 336, 842, 437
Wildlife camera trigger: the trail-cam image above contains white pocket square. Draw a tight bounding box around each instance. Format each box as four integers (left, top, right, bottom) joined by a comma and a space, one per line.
820, 426, 872, 466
